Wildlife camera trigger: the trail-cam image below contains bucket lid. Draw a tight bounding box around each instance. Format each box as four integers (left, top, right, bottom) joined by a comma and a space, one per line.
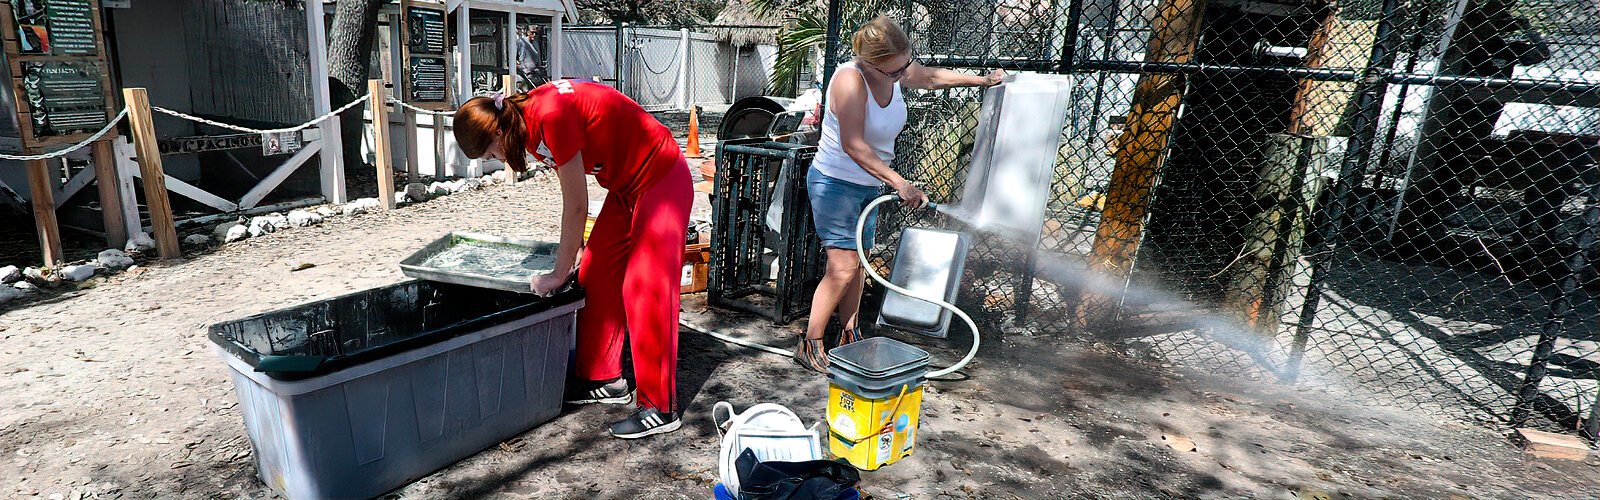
829, 369, 924, 399
827, 337, 929, 378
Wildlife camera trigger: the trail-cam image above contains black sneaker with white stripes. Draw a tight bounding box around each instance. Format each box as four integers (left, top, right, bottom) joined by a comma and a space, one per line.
563, 377, 633, 405
609, 407, 682, 439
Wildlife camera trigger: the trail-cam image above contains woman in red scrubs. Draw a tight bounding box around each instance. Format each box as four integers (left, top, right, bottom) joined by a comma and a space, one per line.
454, 79, 691, 439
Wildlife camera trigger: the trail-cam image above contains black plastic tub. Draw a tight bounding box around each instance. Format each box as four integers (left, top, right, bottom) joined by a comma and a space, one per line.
209, 280, 581, 380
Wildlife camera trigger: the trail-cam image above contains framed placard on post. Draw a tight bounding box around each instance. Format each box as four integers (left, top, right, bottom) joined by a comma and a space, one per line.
401, 0, 451, 110
0, 0, 117, 265
0, 0, 115, 149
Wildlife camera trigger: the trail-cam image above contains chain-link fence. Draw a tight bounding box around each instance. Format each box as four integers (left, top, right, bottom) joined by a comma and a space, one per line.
730, 44, 782, 102
827, 0, 1600, 440
563, 25, 782, 111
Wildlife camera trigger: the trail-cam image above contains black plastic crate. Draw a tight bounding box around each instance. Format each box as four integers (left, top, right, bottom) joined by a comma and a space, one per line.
709, 139, 826, 324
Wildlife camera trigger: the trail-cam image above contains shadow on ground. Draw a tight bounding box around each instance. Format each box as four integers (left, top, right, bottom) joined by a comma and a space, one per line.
383, 293, 1598, 499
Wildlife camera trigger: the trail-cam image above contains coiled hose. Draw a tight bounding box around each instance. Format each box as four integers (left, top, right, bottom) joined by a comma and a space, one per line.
856, 194, 980, 378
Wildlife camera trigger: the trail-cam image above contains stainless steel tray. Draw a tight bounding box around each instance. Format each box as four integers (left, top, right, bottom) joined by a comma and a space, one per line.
876, 227, 970, 338
400, 232, 565, 294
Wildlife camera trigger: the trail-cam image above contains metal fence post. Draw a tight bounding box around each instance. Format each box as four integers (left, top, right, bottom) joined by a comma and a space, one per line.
1284, 0, 1406, 382
1513, 146, 1600, 428
1057, 0, 1083, 73
1586, 374, 1600, 440
822, 0, 842, 106
730, 46, 740, 102
550, 14, 564, 80
614, 22, 627, 93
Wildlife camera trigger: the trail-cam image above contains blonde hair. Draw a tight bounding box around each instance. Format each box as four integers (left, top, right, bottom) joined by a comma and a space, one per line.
851, 15, 910, 65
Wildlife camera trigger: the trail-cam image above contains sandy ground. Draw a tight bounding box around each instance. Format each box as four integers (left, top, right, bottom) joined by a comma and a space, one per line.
1, 172, 1597, 500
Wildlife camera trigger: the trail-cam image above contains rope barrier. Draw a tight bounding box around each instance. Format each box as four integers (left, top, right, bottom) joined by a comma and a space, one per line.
152, 94, 372, 134
388, 98, 456, 116
0, 107, 130, 161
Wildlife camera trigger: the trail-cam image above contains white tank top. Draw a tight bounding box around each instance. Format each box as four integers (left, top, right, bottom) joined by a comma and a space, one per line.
813, 61, 906, 187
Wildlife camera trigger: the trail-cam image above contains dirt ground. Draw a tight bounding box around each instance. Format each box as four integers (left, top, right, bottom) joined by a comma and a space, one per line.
2, 175, 1599, 498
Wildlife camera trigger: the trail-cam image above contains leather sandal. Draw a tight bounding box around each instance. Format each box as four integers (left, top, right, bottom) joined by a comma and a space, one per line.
836, 327, 862, 348
794, 337, 828, 373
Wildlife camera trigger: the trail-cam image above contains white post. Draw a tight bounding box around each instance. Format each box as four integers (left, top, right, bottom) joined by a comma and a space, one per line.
550, 14, 564, 79
508, 11, 517, 87
455, 3, 479, 177
386, 14, 403, 85
730, 46, 739, 102
677, 28, 690, 110
455, 3, 472, 104
307, 0, 347, 203
391, 12, 420, 180
112, 137, 141, 237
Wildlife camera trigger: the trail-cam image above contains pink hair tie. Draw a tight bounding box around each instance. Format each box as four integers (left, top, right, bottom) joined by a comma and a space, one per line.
491, 91, 506, 110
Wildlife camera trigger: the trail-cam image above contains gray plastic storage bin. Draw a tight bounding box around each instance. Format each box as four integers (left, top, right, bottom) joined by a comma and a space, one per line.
208, 280, 583, 500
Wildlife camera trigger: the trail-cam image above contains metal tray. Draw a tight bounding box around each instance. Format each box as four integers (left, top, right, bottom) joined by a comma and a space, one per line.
876, 227, 970, 338
400, 232, 566, 294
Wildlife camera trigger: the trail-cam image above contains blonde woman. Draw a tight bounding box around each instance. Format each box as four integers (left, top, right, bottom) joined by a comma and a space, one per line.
796, 15, 1005, 372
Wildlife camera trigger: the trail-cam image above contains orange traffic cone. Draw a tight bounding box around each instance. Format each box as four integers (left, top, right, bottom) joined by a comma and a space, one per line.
686, 105, 702, 158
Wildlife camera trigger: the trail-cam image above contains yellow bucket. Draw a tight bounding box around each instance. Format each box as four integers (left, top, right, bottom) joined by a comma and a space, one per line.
825, 337, 930, 470
827, 382, 924, 470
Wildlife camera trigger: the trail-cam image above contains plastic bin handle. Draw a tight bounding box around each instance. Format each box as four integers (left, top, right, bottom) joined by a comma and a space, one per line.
255, 355, 326, 374
712, 401, 735, 437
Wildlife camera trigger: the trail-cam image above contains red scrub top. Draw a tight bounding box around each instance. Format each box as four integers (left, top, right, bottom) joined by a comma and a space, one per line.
522, 79, 679, 200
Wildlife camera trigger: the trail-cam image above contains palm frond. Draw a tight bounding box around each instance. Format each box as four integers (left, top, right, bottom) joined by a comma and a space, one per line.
745, 0, 782, 18
768, 13, 824, 96
764, 0, 911, 96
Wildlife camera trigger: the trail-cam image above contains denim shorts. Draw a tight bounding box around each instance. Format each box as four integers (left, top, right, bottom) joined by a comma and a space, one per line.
807, 167, 881, 250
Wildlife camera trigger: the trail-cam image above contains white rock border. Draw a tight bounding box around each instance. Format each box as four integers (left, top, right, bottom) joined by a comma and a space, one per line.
203, 170, 519, 248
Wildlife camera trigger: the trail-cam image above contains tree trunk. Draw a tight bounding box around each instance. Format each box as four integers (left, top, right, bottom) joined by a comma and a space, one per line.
327, 0, 385, 178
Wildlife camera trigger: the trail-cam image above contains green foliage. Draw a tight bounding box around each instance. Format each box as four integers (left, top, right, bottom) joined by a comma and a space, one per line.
576, 0, 725, 25
760, 0, 901, 95
770, 13, 824, 96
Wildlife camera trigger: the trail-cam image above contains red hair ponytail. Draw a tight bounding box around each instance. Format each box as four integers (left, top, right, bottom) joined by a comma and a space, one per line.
453, 92, 536, 172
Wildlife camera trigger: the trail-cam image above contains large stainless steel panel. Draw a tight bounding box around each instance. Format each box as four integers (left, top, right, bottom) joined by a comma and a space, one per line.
957, 75, 1074, 244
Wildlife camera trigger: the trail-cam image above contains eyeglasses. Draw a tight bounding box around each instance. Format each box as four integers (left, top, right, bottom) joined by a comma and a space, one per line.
872, 58, 914, 79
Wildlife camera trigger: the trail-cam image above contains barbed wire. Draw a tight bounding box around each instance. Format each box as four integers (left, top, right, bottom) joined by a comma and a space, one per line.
0, 107, 131, 161
152, 94, 372, 134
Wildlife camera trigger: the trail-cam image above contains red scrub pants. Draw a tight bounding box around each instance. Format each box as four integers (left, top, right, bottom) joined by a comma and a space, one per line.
573, 158, 693, 413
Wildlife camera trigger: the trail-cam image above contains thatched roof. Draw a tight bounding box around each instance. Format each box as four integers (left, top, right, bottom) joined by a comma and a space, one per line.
710, 0, 782, 47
